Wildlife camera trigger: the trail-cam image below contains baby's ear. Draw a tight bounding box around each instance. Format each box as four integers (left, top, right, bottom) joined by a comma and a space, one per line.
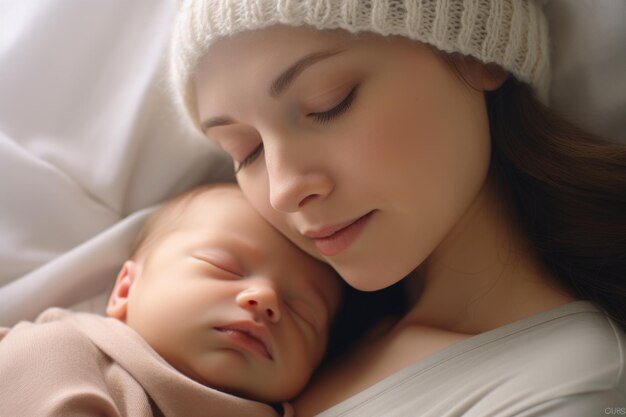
106, 260, 141, 321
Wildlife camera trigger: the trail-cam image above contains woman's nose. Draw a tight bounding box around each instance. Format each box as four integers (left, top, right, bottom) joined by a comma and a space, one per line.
236, 285, 281, 324
264, 142, 334, 213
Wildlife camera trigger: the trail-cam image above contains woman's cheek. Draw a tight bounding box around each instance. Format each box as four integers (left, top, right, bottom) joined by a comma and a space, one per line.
237, 175, 269, 217
237, 175, 320, 258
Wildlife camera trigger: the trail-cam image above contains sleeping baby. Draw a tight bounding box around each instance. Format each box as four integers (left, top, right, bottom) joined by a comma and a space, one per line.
0, 183, 342, 417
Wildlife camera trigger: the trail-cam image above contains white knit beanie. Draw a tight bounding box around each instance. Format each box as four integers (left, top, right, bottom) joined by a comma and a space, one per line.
171, 0, 550, 131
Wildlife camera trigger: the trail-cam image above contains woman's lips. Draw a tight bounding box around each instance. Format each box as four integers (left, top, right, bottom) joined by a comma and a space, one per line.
304, 211, 374, 256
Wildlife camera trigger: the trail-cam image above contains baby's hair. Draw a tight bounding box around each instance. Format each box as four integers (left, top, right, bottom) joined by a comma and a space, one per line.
129, 182, 239, 261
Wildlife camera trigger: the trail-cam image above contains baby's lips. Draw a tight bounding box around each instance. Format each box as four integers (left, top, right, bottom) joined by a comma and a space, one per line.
215, 321, 274, 359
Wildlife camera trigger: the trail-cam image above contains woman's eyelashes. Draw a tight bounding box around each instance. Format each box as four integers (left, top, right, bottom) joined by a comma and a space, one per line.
232, 85, 359, 173
309, 85, 358, 124
234, 143, 264, 174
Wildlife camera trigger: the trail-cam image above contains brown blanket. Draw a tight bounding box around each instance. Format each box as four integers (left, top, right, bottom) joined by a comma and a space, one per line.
0, 308, 289, 416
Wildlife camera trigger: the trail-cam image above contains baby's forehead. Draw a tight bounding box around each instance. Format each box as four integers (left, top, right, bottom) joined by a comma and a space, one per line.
181, 184, 251, 220
191, 183, 245, 205
175, 184, 341, 290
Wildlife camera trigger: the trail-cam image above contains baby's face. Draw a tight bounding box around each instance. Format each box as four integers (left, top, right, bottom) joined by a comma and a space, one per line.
115, 187, 341, 402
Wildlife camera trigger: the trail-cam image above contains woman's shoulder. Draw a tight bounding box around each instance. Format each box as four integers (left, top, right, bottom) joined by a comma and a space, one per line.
484, 300, 624, 386
435, 300, 625, 394
486, 299, 624, 351
489, 301, 625, 371
461, 301, 626, 416
397, 300, 625, 387
311, 301, 626, 417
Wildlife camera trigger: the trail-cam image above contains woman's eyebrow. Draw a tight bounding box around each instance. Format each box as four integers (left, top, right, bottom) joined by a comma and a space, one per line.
202, 116, 234, 132
201, 48, 345, 132
269, 48, 346, 98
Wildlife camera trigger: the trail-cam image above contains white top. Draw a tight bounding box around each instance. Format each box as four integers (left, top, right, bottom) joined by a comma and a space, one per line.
316, 301, 626, 417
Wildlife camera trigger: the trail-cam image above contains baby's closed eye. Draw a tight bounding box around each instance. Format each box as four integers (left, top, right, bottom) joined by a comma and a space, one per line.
191, 250, 245, 278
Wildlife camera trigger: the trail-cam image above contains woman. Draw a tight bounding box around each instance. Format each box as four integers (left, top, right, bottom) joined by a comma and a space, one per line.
170, 1, 626, 415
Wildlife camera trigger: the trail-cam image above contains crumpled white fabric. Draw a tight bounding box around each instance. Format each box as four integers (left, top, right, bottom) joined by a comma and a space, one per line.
0, 0, 233, 325
0, 0, 624, 327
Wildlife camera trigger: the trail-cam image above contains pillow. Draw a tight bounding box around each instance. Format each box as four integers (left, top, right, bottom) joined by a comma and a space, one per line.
546, 0, 626, 143
0, 0, 233, 325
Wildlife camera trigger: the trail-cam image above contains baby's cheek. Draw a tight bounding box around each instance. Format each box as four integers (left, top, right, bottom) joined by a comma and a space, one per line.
286, 326, 321, 385
278, 352, 317, 399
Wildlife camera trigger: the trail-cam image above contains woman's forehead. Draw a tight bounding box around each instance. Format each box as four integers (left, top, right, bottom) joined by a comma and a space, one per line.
200, 25, 362, 70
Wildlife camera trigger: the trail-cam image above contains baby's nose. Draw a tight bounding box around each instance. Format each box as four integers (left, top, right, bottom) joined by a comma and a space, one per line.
236, 285, 281, 323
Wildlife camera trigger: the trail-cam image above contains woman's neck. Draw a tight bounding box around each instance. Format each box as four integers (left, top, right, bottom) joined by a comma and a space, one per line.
401, 173, 576, 335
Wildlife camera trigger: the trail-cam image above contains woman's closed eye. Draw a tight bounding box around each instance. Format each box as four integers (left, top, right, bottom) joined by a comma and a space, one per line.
208, 125, 264, 174
233, 85, 359, 173
308, 85, 358, 124
234, 143, 264, 174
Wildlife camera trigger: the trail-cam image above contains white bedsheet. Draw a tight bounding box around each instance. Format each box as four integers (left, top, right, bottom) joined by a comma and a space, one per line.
1, 0, 624, 326
0, 0, 233, 325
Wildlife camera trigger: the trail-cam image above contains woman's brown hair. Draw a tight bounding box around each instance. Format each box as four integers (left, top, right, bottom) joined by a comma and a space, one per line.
487, 77, 626, 329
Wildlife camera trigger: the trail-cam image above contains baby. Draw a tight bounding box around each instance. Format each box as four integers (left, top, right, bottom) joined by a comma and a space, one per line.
0, 183, 342, 417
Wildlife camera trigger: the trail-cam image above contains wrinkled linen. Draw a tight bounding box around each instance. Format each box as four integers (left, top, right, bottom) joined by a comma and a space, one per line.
0, 0, 233, 325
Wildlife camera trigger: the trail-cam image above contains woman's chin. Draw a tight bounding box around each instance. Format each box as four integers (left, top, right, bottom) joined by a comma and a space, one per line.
333, 265, 405, 292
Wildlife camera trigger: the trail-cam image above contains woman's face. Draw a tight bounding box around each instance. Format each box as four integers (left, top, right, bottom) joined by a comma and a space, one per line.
195, 26, 498, 291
